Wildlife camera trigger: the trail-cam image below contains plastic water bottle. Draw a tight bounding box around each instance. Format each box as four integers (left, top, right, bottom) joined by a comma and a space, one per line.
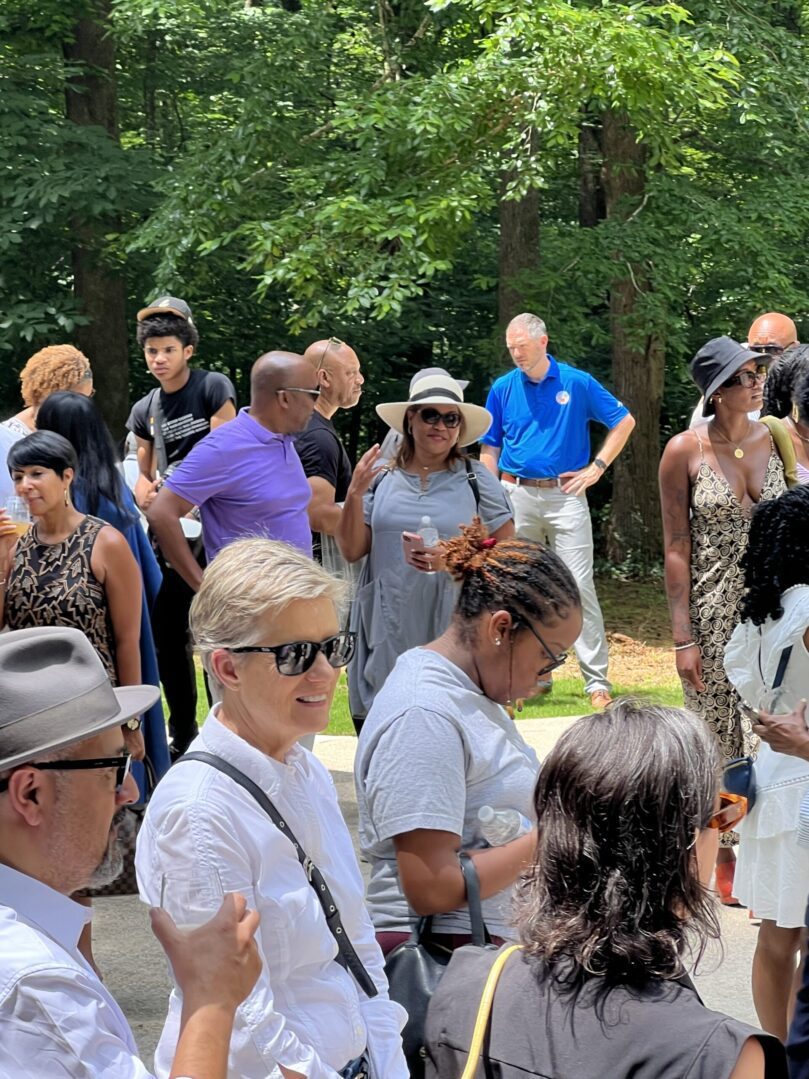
478, 805, 531, 846
418, 515, 440, 574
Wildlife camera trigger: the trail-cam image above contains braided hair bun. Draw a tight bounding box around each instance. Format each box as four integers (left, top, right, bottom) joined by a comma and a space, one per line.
443, 517, 581, 627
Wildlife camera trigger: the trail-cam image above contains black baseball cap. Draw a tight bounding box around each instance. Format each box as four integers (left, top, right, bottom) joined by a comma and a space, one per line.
137, 296, 194, 324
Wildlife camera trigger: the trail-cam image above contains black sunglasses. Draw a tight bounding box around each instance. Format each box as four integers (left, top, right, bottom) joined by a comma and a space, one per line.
518, 619, 569, 676
722, 365, 768, 389
415, 407, 462, 429
230, 631, 357, 676
748, 344, 784, 356
0, 754, 133, 794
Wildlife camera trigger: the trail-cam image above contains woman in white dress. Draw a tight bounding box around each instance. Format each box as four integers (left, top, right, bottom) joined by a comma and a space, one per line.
725, 485, 809, 1041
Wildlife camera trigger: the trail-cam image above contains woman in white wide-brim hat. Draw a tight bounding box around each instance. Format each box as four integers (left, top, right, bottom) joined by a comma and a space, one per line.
337, 370, 515, 729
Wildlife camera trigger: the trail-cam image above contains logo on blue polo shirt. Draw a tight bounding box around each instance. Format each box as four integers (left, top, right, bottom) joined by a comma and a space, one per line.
555, 391, 570, 405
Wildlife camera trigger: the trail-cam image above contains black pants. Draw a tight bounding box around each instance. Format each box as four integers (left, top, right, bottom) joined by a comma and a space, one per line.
151, 557, 208, 756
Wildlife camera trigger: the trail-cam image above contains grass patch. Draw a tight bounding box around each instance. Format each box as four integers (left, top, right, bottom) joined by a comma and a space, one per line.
181, 574, 681, 738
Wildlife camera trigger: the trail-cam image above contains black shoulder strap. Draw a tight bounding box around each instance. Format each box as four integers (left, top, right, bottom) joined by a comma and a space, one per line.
773, 645, 793, 691
465, 461, 481, 511
148, 387, 169, 478
177, 751, 379, 998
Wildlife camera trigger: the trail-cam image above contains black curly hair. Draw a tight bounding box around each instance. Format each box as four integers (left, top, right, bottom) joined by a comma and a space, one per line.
739, 486, 809, 625
136, 313, 199, 351
793, 364, 809, 425
761, 344, 809, 418
442, 518, 580, 640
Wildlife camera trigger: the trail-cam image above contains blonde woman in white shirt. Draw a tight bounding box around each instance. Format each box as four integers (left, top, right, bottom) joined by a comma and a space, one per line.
136, 538, 407, 1079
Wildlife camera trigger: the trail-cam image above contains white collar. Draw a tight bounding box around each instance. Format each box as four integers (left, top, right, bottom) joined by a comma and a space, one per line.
195, 708, 313, 796
0, 862, 91, 954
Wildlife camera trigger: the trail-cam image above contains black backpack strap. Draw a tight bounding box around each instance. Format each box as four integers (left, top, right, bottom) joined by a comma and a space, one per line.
148, 387, 169, 478
178, 751, 379, 998
773, 645, 793, 691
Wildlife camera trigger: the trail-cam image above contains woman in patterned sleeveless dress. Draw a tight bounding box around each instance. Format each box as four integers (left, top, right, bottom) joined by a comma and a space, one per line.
0, 430, 145, 974
659, 337, 787, 902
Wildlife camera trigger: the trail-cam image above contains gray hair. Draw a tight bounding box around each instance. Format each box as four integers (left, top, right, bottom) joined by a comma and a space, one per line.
189, 538, 347, 688
507, 313, 547, 338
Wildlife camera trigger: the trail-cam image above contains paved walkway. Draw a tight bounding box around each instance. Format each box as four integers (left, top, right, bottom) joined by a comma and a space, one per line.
95, 720, 762, 1068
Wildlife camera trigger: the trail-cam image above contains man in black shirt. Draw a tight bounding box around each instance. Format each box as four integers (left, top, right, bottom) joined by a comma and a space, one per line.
127, 296, 236, 756
295, 337, 363, 562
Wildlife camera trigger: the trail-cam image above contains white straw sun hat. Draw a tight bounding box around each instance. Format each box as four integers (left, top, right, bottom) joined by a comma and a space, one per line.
375, 371, 492, 448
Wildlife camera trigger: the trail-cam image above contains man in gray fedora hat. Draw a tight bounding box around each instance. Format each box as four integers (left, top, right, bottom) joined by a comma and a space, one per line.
0, 626, 261, 1078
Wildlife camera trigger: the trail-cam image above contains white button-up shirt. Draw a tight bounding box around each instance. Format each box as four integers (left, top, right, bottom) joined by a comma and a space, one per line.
136, 711, 408, 1079
0, 863, 152, 1078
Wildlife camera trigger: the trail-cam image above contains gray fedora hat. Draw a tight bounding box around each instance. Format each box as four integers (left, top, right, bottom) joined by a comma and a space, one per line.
0, 627, 160, 772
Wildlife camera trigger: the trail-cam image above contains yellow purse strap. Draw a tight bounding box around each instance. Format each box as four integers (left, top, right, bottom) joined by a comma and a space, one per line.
459, 945, 521, 1079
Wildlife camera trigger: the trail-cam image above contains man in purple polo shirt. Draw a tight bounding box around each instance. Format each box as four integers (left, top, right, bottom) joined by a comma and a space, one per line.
147, 352, 317, 591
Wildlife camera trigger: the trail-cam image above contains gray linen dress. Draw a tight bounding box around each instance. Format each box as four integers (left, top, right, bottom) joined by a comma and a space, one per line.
347, 459, 512, 720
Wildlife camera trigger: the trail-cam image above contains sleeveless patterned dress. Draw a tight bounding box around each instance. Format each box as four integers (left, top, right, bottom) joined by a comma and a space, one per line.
5, 515, 117, 682
685, 433, 786, 841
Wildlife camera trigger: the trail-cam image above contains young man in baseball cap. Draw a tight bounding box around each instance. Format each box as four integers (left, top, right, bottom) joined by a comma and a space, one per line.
127, 297, 237, 758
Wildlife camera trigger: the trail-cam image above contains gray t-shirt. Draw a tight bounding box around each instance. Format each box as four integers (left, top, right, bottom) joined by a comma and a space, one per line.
354, 648, 540, 938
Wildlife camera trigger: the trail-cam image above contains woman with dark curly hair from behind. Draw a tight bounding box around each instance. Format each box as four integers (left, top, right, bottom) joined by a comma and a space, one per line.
725, 485, 809, 1040
426, 700, 788, 1078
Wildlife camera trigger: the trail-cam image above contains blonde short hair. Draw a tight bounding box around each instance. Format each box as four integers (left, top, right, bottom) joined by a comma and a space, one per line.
189, 538, 347, 686
20, 345, 93, 408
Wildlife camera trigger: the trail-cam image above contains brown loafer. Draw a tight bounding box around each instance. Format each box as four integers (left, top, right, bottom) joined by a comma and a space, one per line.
589, 690, 613, 711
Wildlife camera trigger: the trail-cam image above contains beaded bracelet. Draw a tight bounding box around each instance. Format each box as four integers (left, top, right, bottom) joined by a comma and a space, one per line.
674, 641, 697, 651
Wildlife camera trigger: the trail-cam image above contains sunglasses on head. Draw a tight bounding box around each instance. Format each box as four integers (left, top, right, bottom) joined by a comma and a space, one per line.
707, 791, 748, 834
748, 344, 784, 356
0, 754, 133, 795
316, 337, 344, 372
722, 365, 768, 389
230, 631, 356, 676
415, 407, 462, 429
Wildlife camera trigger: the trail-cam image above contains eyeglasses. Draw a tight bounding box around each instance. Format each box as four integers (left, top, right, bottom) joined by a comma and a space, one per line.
230, 631, 357, 676
0, 754, 133, 794
748, 344, 784, 357
316, 337, 344, 372
722, 365, 768, 389
415, 407, 463, 429
278, 386, 321, 399
707, 791, 748, 833
517, 618, 569, 676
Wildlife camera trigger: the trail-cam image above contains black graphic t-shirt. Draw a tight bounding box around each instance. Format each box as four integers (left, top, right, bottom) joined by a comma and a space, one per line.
127, 368, 236, 469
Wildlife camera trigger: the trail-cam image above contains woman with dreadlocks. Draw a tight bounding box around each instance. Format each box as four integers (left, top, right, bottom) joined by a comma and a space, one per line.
354, 519, 582, 955
724, 485, 809, 1041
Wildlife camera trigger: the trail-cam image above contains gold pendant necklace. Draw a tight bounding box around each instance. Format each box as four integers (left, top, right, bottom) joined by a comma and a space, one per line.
712, 420, 752, 459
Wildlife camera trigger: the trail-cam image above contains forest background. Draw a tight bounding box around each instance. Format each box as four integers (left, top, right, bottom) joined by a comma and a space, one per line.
4, 0, 809, 570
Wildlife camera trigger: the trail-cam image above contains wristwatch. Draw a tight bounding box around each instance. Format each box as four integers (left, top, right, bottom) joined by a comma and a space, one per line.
593, 457, 608, 471
124, 717, 141, 731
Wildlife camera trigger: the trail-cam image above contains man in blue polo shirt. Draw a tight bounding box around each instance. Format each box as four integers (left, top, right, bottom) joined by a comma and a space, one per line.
480, 312, 635, 709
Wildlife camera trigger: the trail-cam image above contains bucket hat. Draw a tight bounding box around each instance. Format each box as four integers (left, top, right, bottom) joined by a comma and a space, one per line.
375, 371, 491, 447
0, 627, 160, 772
136, 296, 194, 324
690, 336, 763, 417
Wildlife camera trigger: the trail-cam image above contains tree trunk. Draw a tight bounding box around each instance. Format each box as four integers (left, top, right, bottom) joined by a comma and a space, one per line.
498, 151, 540, 327
578, 119, 604, 229
602, 111, 664, 567
63, 2, 130, 439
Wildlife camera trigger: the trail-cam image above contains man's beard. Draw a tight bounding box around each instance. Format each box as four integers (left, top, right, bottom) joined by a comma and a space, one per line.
88, 808, 135, 888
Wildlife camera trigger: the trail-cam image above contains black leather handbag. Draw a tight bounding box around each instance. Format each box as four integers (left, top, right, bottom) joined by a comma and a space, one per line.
383, 853, 495, 1079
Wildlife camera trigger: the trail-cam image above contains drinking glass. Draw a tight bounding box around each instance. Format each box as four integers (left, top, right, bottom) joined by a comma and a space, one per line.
4, 496, 31, 538
159, 867, 225, 931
